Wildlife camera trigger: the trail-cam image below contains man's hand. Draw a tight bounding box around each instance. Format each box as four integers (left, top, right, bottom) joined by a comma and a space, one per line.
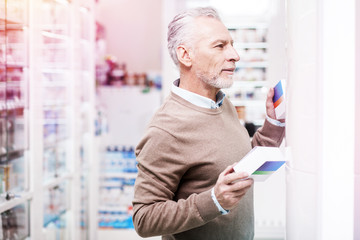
213, 164, 254, 210
266, 88, 285, 123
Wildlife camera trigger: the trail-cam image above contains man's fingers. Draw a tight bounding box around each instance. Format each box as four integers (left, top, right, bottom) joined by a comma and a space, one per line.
223, 171, 249, 185
266, 88, 274, 107
223, 164, 235, 176
232, 182, 253, 194
228, 178, 253, 192
267, 87, 274, 100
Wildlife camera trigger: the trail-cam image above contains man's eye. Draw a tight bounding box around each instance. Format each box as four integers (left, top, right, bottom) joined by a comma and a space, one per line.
216, 44, 224, 48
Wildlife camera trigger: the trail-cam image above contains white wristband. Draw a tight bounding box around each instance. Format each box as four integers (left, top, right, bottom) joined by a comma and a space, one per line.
211, 187, 229, 215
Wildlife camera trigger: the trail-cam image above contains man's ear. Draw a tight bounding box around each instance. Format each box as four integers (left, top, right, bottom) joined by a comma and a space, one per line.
176, 45, 192, 67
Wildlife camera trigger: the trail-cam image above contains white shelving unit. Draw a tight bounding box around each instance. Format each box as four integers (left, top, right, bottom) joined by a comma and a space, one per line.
0, 0, 97, 239
223, 23, 269, 126
97, 86, 162, 240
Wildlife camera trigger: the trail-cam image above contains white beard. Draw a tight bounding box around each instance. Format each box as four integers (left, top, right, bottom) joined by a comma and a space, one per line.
196, 71, 234, 89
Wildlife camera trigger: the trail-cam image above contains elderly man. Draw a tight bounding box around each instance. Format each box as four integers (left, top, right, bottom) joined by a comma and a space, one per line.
132, 7, 285, 240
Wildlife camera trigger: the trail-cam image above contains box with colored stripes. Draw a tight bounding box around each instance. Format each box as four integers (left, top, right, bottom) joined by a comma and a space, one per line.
233, 146, 285, 181
273, 79, 286, 119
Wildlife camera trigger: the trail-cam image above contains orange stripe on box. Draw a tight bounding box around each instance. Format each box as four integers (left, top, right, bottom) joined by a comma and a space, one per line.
274, 95, 283, 108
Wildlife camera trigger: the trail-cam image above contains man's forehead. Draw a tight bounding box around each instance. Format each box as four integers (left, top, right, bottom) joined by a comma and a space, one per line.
193, 17, 231, 39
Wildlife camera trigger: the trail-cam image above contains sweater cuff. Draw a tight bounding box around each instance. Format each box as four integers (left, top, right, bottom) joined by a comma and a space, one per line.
262, 118, 285, 142
195, 188, 222, 222
266, 115, 285, 127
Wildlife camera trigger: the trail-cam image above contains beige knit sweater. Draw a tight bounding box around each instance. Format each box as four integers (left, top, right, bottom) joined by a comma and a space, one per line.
132, 92, 285, 240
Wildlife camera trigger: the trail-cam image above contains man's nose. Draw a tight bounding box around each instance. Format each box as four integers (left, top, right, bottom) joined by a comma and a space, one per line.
227, 46, 240, 62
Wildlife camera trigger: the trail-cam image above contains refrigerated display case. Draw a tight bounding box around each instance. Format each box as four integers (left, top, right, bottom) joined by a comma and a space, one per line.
1, 0, 97, 239
40, 0, 75, 238
0, 0, 31, 239
76, 2, 97, 240
38, 0, 97, 239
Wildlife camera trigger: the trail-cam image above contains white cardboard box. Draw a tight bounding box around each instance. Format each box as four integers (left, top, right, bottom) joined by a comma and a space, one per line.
233, 146, 285, 181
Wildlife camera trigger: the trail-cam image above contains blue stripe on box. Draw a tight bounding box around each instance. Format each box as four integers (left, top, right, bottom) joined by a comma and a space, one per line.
255, 161, 285, 172
273, 81, 283, 103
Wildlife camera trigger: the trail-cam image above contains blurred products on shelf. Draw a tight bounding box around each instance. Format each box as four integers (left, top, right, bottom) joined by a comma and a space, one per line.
98, 145, 138, 229
235, 106, 246, 121
95, 55, 162, 90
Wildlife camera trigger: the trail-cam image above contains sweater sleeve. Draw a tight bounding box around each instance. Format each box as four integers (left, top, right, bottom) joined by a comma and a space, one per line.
251, 118, 285, 147
132, 127, 221, 238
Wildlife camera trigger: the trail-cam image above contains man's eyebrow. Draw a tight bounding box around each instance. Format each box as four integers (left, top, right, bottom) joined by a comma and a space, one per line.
210, 39, 234, 45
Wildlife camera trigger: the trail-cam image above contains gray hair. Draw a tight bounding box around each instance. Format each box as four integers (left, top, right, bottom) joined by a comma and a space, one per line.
167, 7, 221, 67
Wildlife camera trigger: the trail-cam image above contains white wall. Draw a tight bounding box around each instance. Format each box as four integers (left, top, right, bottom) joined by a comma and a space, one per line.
355, 0, 360, 238
95, 0, 162, 74
97, 86, 162, 149
286, 0, 356, 239
286, 1, 320, 238
267, 0, 286, 86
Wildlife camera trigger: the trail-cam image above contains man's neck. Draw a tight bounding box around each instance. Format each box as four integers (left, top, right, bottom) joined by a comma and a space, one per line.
179, 74, 219, 102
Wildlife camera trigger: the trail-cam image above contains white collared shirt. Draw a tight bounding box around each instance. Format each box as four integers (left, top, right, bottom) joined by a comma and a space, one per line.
171, 79, 225, 109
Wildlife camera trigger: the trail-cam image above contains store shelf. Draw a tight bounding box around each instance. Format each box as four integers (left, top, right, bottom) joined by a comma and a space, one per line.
232, 80, 268, 88
230, 99, 265, 108
43, 118, 68, 125
0, 149, 25, 163
100, 172, 138, 179
42, 68, 70, 74
53, 0, 71, 6
42, 100, 69, 107
0, 191, 32, 213
236, 61, 268, 68
98, 205, 128, 212
41, 31, 70, 41
0, 18, 27, 30
5, 62, 28, 70
98, 229, 161, 240
0, 102, 25, 111
234, 42, 268, 49
43, 172, 72, 190
43, 209, 67, 228
43, 138, 70, 149
225, 23, 270, 126
3, 62, 27, 68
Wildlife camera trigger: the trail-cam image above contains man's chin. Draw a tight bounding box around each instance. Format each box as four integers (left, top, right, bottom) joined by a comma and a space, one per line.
199, 74, 234, 89
216, 77, 234, 89
220, 81, 234, 89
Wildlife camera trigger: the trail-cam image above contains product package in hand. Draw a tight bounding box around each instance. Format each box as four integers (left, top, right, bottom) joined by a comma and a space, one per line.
273, 79, 286, 119
233, 146, 286, 181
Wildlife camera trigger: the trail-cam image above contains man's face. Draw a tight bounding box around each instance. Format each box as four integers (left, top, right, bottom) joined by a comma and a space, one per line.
190, 17, 240, 89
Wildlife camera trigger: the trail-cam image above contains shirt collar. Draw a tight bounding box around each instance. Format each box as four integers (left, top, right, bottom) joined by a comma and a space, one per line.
171, 79, 225, 109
